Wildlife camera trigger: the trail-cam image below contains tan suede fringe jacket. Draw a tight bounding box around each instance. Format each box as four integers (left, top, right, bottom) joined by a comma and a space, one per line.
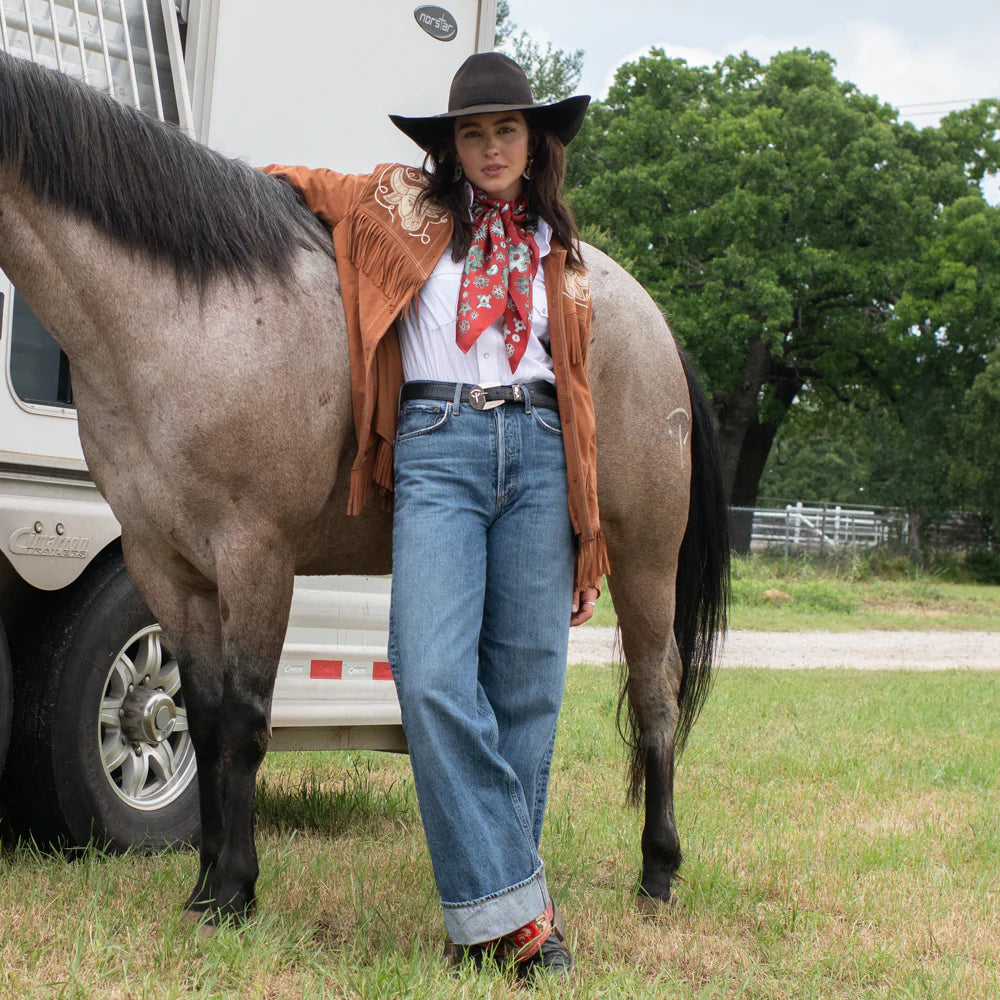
263, 162, 609, 591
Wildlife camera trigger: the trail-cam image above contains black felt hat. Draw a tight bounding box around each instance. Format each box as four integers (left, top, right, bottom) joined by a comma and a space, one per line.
389, 51, 590, 150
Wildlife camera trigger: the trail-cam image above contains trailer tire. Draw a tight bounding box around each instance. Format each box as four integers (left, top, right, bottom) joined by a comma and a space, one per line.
2, 551, 199, 850
0, 619, 12, 785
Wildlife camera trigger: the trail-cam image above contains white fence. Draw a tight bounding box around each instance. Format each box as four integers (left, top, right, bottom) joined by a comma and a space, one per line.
730, 502, 906, 555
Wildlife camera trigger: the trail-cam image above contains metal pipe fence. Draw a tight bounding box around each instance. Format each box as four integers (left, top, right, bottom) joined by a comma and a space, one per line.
729, 502, 991, 557
729, 502, 907, 557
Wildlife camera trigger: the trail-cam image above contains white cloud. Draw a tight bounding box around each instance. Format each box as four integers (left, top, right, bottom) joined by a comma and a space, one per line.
597, 24, 999, 204
598, 43, 724, 97
602, 22, 997, 126
829, 22, 997, 123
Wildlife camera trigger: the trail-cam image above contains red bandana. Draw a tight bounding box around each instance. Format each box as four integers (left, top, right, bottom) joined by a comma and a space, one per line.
456, 190, 539, 373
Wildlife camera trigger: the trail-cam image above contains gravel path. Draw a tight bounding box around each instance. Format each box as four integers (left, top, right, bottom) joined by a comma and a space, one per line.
568, 627, 1000, 670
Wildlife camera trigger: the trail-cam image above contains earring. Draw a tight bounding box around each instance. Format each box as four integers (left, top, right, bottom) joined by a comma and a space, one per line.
453, 163, 464, 182
522, 156, 533, 180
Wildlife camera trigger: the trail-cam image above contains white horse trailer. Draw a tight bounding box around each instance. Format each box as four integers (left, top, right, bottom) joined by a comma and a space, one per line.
0, 0, 494, 848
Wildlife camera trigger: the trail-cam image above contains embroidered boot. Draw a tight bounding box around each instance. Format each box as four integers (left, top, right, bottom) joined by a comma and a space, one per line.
509, 901, 573, 979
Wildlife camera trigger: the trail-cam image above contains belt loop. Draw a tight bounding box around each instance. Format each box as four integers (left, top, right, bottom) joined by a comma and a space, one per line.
522, 383, 533, 414
451, 381, 463, 416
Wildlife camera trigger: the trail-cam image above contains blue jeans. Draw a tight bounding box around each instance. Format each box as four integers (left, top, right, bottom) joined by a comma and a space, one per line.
388, 389, 575, 945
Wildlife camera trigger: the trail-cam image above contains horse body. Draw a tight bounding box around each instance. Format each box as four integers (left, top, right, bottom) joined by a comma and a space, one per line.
0, 51, 726, 921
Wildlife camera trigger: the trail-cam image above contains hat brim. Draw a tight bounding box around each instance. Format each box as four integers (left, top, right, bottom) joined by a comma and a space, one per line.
389, 94, 591, 151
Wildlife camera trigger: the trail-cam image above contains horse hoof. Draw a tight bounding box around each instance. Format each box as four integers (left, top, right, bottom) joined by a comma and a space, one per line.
635, 888, 673, 918
182, 893, 255, 931
181, 908, 219, 940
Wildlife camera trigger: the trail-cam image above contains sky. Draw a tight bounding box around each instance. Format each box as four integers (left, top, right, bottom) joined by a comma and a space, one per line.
512, 0, 999, 129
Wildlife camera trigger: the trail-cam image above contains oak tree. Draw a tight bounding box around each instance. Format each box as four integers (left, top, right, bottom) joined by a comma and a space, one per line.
568, 48, 998, 510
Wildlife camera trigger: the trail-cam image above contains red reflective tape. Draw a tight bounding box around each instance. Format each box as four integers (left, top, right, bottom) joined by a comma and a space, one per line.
310, 659, 343, 679
373, 661, 393, 680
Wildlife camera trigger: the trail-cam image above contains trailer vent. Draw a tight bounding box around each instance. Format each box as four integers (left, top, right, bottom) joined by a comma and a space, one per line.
0, 0, 193, 133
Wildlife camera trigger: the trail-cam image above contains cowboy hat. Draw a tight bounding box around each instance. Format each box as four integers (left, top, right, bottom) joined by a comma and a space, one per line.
389, 51, 590, 150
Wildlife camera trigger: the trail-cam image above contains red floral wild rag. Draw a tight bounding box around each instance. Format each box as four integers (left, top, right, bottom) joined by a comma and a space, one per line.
456, 191, 540, 373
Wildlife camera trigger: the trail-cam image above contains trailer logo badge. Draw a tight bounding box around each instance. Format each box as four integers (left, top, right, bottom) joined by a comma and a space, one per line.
9, 526, 90, 559
414, 5, 457, 41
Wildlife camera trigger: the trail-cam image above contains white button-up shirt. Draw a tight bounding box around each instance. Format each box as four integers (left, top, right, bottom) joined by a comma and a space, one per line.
397, 215, 555, 386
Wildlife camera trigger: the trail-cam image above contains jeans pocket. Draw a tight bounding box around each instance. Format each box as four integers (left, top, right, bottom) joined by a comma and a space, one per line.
529, 407, 563, 437
396, 401, 452, 442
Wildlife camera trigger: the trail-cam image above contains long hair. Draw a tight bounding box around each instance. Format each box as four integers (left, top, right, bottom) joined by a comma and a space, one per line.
0, 51, 333, 287
417, 123, 584, 270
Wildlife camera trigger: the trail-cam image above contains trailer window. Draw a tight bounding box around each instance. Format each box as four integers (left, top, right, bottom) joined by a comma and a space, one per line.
8, 290, 74, 408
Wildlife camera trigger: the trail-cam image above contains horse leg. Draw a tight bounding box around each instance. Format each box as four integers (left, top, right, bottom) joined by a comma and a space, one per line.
193, 546, 294, 922
600, 349, 729, 908
123, 535, 293, 923
607, 560, 684, 906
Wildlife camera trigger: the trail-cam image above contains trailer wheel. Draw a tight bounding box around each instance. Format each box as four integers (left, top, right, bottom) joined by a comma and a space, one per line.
3, 552, 200, 850
0, 619, 12, 784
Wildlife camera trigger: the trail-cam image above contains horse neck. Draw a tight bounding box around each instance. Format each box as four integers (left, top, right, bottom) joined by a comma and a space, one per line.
0, 172, 177, 370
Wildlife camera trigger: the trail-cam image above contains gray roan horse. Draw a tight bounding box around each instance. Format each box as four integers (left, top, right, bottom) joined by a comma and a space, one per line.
0, 52, 728, 923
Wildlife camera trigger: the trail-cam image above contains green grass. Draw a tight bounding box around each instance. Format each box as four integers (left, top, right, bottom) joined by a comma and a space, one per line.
585, 559, 1000, 632
728, 555, 1000, 631
3, 665, 1000, 998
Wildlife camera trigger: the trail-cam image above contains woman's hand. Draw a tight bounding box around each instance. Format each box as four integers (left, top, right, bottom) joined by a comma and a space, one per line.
570, 587, 600, 627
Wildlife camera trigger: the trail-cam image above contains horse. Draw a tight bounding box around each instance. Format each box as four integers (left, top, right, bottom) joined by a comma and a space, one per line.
0, 51, 728, 923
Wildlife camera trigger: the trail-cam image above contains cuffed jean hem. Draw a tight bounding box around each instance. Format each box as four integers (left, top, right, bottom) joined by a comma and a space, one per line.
442, 864, 549, 945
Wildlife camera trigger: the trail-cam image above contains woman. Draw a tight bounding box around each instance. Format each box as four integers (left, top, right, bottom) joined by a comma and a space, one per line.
265, 51, 607, 978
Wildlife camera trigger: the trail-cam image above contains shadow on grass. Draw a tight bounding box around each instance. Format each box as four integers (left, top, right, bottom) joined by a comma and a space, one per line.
254, 759, 419, 837
1, 758, 418, 854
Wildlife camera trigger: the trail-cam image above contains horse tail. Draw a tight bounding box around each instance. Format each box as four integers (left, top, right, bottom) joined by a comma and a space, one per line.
672, 349, 730, 756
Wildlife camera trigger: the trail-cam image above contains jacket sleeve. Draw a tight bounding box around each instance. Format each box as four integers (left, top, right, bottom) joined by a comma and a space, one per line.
260, 164, 371, 230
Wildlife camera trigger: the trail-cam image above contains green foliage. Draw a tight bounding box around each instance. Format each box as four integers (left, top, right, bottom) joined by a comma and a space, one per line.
567, 47, 1000, 516
952, 343, 1000, 533
854, 548, 927, 581
964, 547, 1000, 585
759, 399, 873, 502
495, 1, 584, 104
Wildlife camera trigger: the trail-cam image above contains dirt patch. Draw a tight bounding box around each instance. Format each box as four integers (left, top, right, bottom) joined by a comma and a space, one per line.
568, 628, 1000, 670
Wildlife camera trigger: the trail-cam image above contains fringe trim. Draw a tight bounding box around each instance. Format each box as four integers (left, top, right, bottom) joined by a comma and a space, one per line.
346, 214, 423, 304
565, 310, 584, 366
575, 527, 611, 592
347, 440, 395, 516
373, 438, 394, 493
347, 460, 375, 516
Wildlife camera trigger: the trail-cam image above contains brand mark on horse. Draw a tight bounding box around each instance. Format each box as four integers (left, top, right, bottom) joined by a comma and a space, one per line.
665, 407, 692, 455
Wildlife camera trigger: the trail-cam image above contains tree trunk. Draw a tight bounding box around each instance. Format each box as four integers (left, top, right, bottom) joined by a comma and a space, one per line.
730, 421, 779, 507
712, 334, 803, 508
712, 334, 772, 503
907, 511, 924, 565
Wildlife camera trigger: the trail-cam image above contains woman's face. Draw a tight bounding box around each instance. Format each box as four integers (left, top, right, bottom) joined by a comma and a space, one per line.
453, 110, 530, 201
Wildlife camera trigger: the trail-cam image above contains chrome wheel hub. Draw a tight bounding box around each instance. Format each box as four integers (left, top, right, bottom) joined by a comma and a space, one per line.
98, 625, 197, 811
121, 685, 177, 743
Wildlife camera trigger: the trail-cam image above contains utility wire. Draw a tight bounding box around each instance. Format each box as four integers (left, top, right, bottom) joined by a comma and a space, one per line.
898, 98, 995, 110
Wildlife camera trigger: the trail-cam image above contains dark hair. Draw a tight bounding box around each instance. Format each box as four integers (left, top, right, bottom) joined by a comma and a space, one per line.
417, 122, 584, 270
0, 50, 333, 287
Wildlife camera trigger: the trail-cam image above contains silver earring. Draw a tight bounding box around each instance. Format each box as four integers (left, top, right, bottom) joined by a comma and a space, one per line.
522, 156, 533, 180
453, 163, 464, 182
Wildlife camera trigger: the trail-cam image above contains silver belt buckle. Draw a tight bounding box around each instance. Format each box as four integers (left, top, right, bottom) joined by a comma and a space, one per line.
468, 382, 505, 410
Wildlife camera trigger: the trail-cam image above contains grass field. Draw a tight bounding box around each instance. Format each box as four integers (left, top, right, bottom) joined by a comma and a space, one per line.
3, 663, 999, 998
587, 556, 1000, 632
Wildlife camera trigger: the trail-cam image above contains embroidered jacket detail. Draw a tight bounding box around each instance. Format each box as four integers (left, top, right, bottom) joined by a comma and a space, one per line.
562, 265, 591, 306
373, 165, 448, 244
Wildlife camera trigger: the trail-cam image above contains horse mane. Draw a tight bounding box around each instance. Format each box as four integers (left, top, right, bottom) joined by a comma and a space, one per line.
0, 51, 335, 285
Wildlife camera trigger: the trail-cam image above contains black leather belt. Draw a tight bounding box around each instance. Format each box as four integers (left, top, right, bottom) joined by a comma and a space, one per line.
399, 380, 559, 412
